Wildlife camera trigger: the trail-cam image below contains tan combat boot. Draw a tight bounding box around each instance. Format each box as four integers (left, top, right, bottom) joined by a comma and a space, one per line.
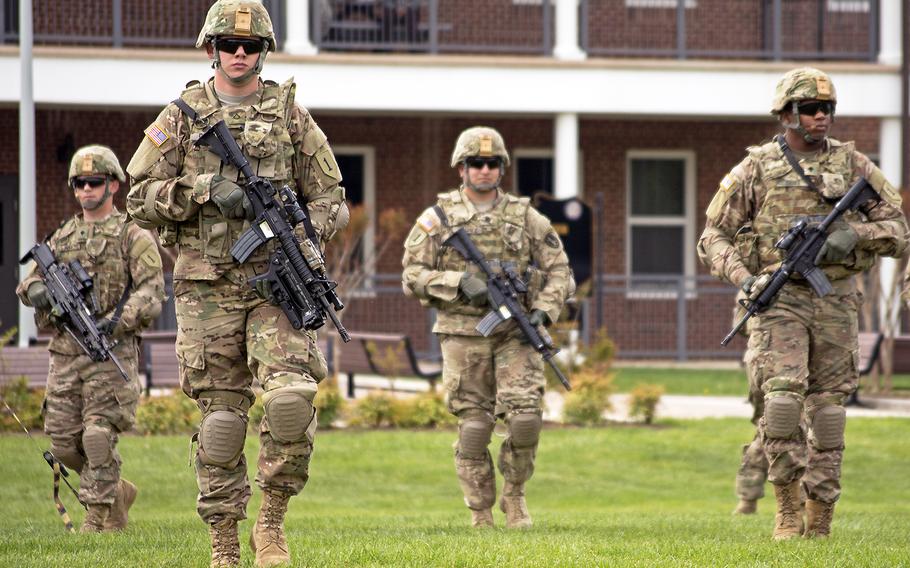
250, 490, 291, 567
471, 508, 494, 528
210, 518, 240, 568
80, 504, 111, 533
772, 480, 804, 540
499, 482, 532, 529
804, 499, 835, 538
104, 478, 138, 531
733, 498, 757, 515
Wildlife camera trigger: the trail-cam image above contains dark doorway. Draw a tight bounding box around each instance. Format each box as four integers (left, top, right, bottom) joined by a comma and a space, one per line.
0, 176, 19, 341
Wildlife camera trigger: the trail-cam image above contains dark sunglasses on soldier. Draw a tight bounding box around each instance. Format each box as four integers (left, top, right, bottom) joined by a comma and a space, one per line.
466, 157, 501, 170
214, 37, 266, 55
70, 176, 107, 189
796, 101, 835, 116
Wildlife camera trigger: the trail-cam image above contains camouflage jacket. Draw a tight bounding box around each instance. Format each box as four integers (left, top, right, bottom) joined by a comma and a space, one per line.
402, 188, 574, 335
698, 137, 908, 287
17, 209, 166, 355
125, 77, 345, 281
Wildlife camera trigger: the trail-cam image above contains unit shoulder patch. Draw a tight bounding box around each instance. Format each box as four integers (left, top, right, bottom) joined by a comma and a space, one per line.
544, 232, 560, 249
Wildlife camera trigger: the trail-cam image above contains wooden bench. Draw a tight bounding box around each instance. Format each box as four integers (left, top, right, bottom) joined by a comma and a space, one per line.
337, 331, 441, 398
848, 331, 884, 406
0, 346, 50, 389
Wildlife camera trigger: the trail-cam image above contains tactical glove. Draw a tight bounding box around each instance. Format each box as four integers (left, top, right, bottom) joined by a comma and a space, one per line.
741, 273, 771, 301
459, 273, 488, 308
815, 226, 859, 264
529, 309, 550, 327
26, 282, 51, 310
96, 317, 117, 336
210, 176, 253, 220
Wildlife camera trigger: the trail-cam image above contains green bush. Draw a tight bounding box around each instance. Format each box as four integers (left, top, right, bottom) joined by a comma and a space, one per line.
135, 392, 199, 435
629, 384, 665, 424
562, 370, 615, 426
348, 391, 397, 428
315, 378, 346, 428
391, 392, 455, 428
0, 377, 44, 432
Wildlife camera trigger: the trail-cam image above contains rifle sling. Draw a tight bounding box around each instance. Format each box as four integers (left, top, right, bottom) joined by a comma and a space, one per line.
433, 205, 449, 228
171, 97, 198, 122
775, 135, 828, 198
108, 273, 133, 329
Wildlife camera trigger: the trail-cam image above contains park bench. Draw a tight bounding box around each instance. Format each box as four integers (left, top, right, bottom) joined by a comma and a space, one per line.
0, 346, 50, 389
848, 331, 884, 406
337, 331, 441, 398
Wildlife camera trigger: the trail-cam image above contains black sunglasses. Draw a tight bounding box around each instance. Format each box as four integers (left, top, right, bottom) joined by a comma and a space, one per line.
70, 176, 107, 189
214, 37, 266, 55
796, 101, 835, 116
465, 157, 501, 170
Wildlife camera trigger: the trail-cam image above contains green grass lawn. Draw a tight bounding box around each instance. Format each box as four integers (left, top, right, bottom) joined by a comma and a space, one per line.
1, 418, 908, 567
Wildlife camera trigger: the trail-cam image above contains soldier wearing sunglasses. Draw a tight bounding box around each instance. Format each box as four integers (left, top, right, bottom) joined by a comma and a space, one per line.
17, 145, 164, 533
402, 127, 574, 530
698, 67, 908, 540
125, 1, 348, 566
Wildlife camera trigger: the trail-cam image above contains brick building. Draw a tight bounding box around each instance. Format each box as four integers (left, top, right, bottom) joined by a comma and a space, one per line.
2, 0, 906, 361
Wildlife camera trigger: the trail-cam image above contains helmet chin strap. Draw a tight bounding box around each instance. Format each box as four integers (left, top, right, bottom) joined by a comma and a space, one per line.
212, 44, 267, 87
463, 160, 504, 193
82, 180, 112, 211
783, 101, 825, 145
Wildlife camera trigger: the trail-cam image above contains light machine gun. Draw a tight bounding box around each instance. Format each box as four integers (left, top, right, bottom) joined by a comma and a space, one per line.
443, 228, 572, 391
196, 120, 350, 342
722, 177, 880, 346
20, 242, 129, 381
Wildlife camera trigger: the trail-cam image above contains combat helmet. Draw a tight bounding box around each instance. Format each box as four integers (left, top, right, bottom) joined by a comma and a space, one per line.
770, 67, 836, 115
68, 145, 125, 183
450, 126, 511, 168
196, 0, 277, 52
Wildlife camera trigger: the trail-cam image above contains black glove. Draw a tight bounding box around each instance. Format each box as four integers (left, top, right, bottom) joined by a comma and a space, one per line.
459, 273, 488, 308
27, 282, 52, 310
96, 317, 117, 336
210, 175, 253, 220
528, 309, 550, 327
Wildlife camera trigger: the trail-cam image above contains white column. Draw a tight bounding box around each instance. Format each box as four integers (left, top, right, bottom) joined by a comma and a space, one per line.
878, 117, 903, 332
553, 0, 585, 61
284, 0, 318, 56
554, 112, 580, 199
18, 0, 36, 347
878, 0, 902, 65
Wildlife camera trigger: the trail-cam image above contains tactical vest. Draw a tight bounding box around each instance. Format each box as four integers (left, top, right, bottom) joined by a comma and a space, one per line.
172, 79, 297, 278
750, 138, 873, 280
435, 189, 532, 317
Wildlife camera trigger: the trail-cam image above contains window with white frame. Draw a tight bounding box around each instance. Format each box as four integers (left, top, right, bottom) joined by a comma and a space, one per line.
626, 150, 695, 291
333, 146, 376, 291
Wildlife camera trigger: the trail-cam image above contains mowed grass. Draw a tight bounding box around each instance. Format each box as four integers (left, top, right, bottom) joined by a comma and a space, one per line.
1, 418, 908, 567
612, 367, 910, 397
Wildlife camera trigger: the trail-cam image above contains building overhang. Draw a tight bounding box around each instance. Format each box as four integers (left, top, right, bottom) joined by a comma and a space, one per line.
0, 47, 902, 119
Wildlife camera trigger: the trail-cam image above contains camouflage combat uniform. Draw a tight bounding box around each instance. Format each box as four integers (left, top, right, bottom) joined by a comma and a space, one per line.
17, 209, 164, 509
402, 184, 573, 522
699, 138, 907, 507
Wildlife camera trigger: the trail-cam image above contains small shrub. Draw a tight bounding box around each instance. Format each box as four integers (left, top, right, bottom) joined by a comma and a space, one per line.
391, 392, 455, 428
135, 392, 198, 435
629, 384, 665, 424
0, 377, 44, 432
562, 369, 615, 426
348, 391, 397, 428
315, 377, 346, 428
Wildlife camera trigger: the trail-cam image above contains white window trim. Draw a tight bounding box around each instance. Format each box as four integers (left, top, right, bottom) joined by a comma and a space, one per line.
826, 0, 870, 13
333, 145, 376, 296
625, 149, 696, 298
511, 148, 584, 198
625, 0, 697, 8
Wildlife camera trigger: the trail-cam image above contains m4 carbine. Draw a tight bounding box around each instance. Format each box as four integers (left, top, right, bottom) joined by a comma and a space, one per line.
722, 177, 880, 346
443, 228, 571, 391
196, 120, 350, 342
20, 242, 129, 381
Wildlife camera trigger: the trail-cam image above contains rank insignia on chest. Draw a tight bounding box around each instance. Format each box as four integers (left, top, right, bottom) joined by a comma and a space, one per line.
418, 211, 439, 234
144, 123, 170, 147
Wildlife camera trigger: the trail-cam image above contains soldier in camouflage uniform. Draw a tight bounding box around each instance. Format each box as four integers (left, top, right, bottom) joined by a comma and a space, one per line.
402, 127, 574, 529
125, 2, 347, 566
699, 67, 908, 540
17, 145, 165, 533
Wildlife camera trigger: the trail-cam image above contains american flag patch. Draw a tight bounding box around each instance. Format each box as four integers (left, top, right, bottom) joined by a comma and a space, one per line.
144, 123, 169, 147
418, 211, 439, 233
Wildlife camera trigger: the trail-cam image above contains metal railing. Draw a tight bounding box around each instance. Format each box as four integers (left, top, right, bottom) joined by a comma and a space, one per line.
312, 0, 554, 55
581, 0, 879, 62
1, 0, 284, 49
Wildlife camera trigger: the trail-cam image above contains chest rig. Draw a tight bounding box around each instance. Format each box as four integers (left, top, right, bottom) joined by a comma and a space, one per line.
173, 79, 297, 270
750, 138, 871, 277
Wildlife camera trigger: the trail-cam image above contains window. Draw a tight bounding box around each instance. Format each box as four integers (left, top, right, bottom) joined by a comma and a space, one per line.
826, 1, 870, 13
333, 146, 376, 291
512, 148, 583, 199
626, 150, 695, 293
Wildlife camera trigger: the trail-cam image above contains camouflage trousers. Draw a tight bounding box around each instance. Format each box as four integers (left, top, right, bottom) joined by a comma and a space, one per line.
175, 272, 327, 524
44, 340, 141, 506
746, 278, 859, 504
440, 331, 545, 510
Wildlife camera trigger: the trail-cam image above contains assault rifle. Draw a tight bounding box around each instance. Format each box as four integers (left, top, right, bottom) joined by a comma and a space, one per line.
443, 228, 571, 391
722, 177, 880, 346
20, 242, 129, 381
196, 120, 350, 342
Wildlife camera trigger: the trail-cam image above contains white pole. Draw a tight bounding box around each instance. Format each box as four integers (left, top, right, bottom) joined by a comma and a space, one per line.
878, 0, 902, 65
18, 0, 36, 347
554, 112, 580, 199
284, 0, 318, 56
879, 117, 903, 333
553, 0, 585, 61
